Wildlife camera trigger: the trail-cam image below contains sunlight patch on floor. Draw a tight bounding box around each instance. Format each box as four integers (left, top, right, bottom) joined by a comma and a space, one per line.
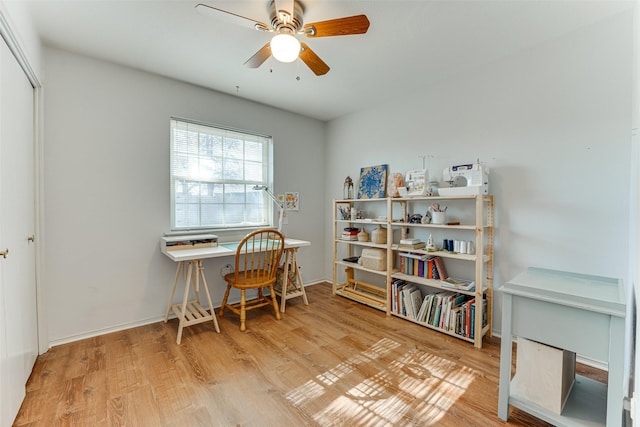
286, 337, 400, 405
285, 340, 475, 426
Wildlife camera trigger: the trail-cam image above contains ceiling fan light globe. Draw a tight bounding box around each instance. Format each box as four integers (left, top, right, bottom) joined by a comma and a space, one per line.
271, 34, 301, 63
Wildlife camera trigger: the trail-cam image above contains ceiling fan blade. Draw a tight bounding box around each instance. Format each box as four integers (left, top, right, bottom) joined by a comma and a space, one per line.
274, 0, 294, 23
303, 15, 370, 38
299, 43, 329, 76
195, 3, 270, 31
244, 43, 272, 68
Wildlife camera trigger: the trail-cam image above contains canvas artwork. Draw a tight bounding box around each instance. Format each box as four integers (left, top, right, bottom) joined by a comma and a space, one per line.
357, 164, 388, 199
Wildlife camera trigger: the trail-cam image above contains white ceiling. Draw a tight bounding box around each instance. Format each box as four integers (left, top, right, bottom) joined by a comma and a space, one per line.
24, 0, 634, 121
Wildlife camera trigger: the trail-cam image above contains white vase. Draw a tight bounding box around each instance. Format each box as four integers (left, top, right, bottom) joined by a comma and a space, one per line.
432, 211, 446, 224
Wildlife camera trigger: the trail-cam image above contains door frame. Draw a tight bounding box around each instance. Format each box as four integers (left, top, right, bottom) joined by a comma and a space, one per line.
0, 9, 47, 354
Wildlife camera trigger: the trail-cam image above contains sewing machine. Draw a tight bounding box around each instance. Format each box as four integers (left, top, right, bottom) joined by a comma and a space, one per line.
438, 162, 489, 196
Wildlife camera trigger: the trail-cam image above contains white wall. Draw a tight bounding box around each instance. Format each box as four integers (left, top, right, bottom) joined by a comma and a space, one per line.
632, 0, 639, 417
0, 0, 41, 79
326, 11, 633, 334
42, 47, 326, 344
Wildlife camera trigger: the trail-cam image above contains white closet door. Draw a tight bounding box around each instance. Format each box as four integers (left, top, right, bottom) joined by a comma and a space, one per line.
0, 35, 37, 427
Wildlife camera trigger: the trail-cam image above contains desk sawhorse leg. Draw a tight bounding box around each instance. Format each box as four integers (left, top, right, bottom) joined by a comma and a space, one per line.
164, 259, 220, 344
276, 247, 309, 313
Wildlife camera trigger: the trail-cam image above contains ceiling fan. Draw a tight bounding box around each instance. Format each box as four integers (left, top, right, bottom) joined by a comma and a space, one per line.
195, 0, 370, 76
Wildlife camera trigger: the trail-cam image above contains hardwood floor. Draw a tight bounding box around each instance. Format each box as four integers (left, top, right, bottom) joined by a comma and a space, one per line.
15, 282, 605, 426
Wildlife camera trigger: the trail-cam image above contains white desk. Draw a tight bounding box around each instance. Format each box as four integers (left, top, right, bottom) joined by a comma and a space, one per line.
498, 267, 626, 426
162, 238, 311, 344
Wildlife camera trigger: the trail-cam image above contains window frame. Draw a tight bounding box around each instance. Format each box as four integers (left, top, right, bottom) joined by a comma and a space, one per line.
169, 117, 274, 232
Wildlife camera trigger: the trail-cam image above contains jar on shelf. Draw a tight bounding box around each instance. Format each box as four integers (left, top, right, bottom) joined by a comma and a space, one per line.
371, 225, 387, 244
358, 228, 369, 242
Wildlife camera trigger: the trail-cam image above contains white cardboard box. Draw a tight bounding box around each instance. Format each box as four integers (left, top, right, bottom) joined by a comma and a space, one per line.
511, 337, 576, 414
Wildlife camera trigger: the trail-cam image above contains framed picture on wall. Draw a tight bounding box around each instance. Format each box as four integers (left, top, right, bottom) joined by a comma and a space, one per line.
285, 192, 299, 211
357, 164, 388, 199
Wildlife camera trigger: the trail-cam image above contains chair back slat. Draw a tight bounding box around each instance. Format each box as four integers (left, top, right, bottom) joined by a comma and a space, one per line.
235, 229, 285, 285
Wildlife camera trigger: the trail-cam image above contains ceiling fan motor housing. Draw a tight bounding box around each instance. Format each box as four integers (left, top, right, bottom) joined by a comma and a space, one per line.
268, 0, 304, 34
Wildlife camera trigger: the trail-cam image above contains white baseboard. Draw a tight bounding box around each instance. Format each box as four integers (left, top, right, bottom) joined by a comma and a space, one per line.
47, 280, 326, 349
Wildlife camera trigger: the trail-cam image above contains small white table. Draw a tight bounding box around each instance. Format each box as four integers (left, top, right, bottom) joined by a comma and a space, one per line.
161, 238, 311, 344
498, 267, 626, 426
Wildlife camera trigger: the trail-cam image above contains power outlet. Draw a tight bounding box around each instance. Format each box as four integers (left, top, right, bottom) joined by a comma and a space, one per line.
220, 264, 233, 278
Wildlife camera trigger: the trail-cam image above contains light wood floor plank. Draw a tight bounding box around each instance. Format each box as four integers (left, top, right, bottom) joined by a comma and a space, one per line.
16, 282, 602, 426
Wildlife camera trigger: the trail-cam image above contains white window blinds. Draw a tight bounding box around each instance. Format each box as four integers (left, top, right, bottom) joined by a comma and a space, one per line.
170, 118, 273, 230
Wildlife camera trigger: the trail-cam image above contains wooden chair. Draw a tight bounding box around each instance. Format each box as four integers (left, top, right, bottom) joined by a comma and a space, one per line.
219, 229, 285, 331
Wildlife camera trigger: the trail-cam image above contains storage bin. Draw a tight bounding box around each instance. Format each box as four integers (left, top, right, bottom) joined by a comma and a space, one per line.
512, 337, 576, 414
371, 226, 387, 244
360, 248, 386, 271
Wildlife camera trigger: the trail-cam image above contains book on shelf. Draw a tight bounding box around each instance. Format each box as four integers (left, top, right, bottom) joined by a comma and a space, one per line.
399, 242, 426, 250
464, 298, 488, 339
470, 303, 475, 339
432, 295, 445, 328
449, 306, 462, 333
399, 238, 421, 245
465, 298, 474, 338
341, 228, 359, 238
439, 293, 459, 329
341, 235, 358, 241
398, 252, 431, 260
431, 261, 439, 279
409, 288, 423, 320
441, 277, 475, 291
400, 285, 416, 317
433, 257, 448, 280
391, 279, 407, 314
416, 294, 430, 322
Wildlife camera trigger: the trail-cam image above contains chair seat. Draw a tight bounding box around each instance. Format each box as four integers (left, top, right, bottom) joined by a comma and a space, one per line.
223, 271, 275, 289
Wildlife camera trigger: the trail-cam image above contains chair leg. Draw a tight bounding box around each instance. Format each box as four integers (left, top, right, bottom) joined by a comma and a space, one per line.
219, 283, 231, 317
240, 289, 246, 332
269, 285, 282, 321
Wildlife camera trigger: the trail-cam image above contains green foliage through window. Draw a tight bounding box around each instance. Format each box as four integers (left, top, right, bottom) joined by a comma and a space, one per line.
170, 118, 273, 230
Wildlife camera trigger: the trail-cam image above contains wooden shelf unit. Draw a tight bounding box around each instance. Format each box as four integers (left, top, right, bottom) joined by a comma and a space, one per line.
332, 195, 494, 348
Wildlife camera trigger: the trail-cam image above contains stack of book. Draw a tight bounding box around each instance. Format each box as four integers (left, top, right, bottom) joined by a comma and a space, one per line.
397, 254, 448, 280
341, 227, 359, 241
455, 298, 488, 339
391, 279, 487, 338
399, 238, 426, 250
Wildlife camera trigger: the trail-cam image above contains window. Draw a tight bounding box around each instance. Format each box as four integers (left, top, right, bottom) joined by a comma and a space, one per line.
170, 118, 273, 231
